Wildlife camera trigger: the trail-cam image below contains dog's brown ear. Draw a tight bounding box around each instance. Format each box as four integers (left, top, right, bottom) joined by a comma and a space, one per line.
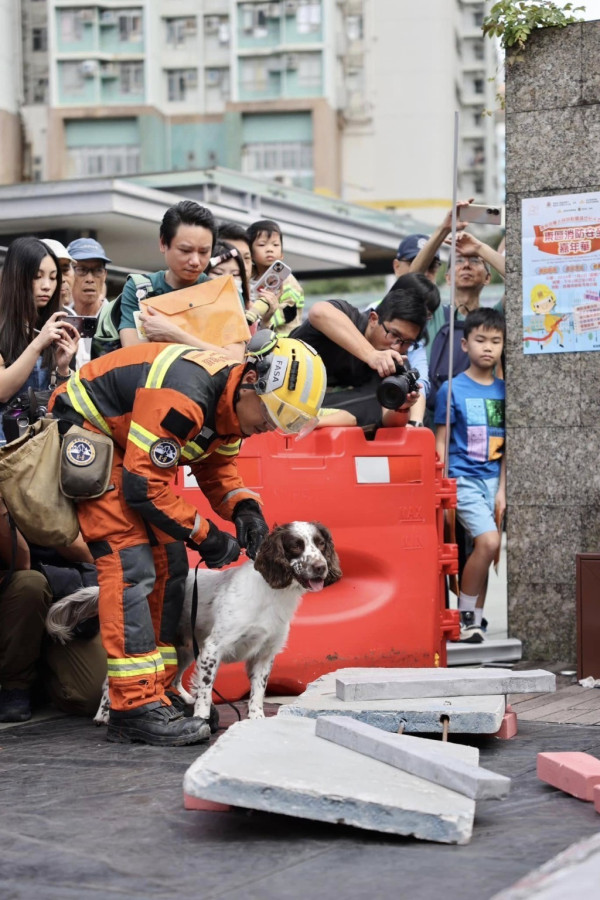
315, 522, 342, 586
253, 526, 295, 589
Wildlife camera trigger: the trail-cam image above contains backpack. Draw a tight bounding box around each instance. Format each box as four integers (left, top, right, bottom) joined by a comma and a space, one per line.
426, 306, 469, 413
91, 273, 154, 359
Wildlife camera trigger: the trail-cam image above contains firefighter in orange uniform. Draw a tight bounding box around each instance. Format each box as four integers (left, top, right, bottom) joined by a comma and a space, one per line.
50, 331, 326, 746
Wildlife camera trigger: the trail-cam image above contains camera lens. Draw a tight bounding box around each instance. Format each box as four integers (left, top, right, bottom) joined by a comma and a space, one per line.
377, 376, 409, 410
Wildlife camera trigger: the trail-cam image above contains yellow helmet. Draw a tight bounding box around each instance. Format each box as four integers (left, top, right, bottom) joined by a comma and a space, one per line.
245, 330, 327, 439
530, 284, 556, 312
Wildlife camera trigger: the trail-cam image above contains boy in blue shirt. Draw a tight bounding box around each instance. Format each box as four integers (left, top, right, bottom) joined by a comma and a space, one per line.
435, 308, 506, 643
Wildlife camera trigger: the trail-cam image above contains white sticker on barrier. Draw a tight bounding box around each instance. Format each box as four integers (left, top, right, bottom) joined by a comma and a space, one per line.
182, 466, 196, 488
355, 457, 390, 483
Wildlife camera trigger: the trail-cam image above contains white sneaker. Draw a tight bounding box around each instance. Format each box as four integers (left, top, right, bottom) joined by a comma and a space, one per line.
459, 610, 485, 644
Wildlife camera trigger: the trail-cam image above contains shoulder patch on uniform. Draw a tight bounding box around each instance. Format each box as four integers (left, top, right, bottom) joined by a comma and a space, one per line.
65, 436, 96, 467
161, 408, 196, 441
182, 349, 235, 376
150, 438, 181, 468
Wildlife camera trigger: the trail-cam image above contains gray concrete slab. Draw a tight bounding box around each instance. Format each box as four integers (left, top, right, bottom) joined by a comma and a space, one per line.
278, 668, 506, 734
183, 716, 476, 844
315, 716, 511, 800
490, 832, 600, 899
447, 638, 523, 667
336, 668, 555, 701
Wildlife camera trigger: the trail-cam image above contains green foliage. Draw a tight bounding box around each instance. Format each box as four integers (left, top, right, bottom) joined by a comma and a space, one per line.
482, 1, 584, 51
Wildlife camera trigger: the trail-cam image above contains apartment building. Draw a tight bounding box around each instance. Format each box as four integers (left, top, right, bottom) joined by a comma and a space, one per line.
12, 0, 501, 222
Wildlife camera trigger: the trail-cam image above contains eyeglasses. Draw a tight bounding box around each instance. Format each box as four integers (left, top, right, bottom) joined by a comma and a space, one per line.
455, 256, 486, 268
379, 321, 416, 349
73, 265, 106, 277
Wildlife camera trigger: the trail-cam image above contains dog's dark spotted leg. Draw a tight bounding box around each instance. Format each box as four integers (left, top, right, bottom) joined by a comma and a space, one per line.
246, 655, 275, 719
193, 637, 220, 721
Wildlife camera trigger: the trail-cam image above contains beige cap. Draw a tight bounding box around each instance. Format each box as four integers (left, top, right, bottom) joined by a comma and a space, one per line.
41, 238, 73, 261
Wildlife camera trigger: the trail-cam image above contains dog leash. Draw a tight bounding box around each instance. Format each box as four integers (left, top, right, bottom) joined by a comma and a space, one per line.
191, 561, 241, 723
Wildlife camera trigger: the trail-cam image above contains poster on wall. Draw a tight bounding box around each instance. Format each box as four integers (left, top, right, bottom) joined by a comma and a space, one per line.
522, 191, 600, 355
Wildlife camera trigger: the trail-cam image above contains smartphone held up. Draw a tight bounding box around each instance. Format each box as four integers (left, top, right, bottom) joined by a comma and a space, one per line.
458, 204, 503, 227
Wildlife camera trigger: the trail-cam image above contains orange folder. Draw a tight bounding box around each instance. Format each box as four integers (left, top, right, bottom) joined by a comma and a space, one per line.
140, 274, 250, 347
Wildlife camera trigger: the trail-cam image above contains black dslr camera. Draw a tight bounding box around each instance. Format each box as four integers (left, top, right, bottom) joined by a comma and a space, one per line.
376, 362, 420, 410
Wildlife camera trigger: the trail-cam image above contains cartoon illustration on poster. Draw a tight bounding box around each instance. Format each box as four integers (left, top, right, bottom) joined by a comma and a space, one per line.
522, 191, 600, 355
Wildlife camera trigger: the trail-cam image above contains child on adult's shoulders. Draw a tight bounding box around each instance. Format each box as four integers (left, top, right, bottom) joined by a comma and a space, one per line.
434, 307, 506, 643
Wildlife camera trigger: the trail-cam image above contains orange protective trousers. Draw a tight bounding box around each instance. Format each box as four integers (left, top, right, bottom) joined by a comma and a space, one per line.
76, 445, 188, 712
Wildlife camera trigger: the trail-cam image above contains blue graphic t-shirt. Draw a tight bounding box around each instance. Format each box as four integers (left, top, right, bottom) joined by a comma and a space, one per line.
434, 371, 505, 480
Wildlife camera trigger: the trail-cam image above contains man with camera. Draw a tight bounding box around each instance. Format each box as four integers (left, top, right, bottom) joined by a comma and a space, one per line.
290, 287, 428, 428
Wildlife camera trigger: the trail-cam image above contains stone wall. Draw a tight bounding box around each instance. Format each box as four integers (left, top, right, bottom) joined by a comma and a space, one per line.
505, 21, 600, 660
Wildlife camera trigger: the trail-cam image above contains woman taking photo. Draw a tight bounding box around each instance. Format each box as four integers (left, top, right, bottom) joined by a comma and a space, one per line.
0, 237, 79, 443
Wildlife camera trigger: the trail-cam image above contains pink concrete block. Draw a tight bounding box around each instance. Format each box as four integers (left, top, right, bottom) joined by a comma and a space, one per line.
493, 710, 518, 740
594, 784, 600, 814
537, 752, 600, 801
183, 792, 231, 811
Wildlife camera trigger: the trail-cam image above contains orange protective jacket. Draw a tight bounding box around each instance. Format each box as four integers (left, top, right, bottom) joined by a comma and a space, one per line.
50, 343, 261, 543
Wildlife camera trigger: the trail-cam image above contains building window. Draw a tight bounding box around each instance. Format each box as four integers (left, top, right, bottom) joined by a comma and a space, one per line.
240, 58, 269, 92
68, 145, 141, 177
165, 16, 197, 46
474, 77, 484, 94
296, 1, 322, 34
346, 14, 362, 41
242, 140, 313, 174
240, 4, 268, 35
474, 174, 484, 194
60, 9, 85, 43
61, 62, 86, 95
120, 62, 144, 94
296, 53, 321, 89
473, 10, 484, 27
33, 77, 48, 104
474, 41, 485, 61
32, 27, 47, 52
205, 68, 230, 95
167, 69, 198, 102
204, 15, 229, 43
119, 10, 143, 42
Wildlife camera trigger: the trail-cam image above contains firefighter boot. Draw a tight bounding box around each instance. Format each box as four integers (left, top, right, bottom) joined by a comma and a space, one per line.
106, 701, 211, 746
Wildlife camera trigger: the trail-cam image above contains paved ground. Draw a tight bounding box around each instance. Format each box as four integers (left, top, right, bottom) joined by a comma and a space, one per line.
2, 689, 600, 900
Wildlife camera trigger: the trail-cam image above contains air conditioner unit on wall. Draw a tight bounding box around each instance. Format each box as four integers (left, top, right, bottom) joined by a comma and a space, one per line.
100, 10, 117, 25
267, 2, 282, 16
185, 69, 198, 86
205, 16, 220, 33
79, 59, 99, 77
184, 17, 197, 35
81, 9, 95, 23
284, 0, 298, 15
284, 54, 299, 69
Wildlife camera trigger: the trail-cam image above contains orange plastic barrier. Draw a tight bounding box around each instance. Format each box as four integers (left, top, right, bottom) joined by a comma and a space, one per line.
176, 426, 459, 701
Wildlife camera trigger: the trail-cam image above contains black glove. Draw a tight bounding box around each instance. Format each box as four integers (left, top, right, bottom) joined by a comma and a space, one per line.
233, 500, 269, 560
190, 520, 240, 569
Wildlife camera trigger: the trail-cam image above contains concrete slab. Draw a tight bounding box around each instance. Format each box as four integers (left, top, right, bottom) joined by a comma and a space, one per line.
315, 716, 510, 800
278, 668, 506, 734
447, 638, 523, 666
490, 832, 600, 899
183, 717, 476, 844
336, 667, 555, 702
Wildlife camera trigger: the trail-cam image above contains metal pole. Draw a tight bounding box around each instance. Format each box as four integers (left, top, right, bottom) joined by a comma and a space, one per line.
443, 111, 460, 478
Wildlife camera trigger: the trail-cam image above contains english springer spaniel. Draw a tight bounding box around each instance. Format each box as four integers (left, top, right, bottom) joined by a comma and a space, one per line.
175, 521, 341, 720
46, 521, 341, 724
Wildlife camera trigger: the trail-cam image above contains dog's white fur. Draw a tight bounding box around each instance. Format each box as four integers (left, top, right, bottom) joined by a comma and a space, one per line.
46, 521, 341, 723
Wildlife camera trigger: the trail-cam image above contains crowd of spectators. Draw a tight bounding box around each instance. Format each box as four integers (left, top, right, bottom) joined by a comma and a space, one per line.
0, 197, 506, 723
